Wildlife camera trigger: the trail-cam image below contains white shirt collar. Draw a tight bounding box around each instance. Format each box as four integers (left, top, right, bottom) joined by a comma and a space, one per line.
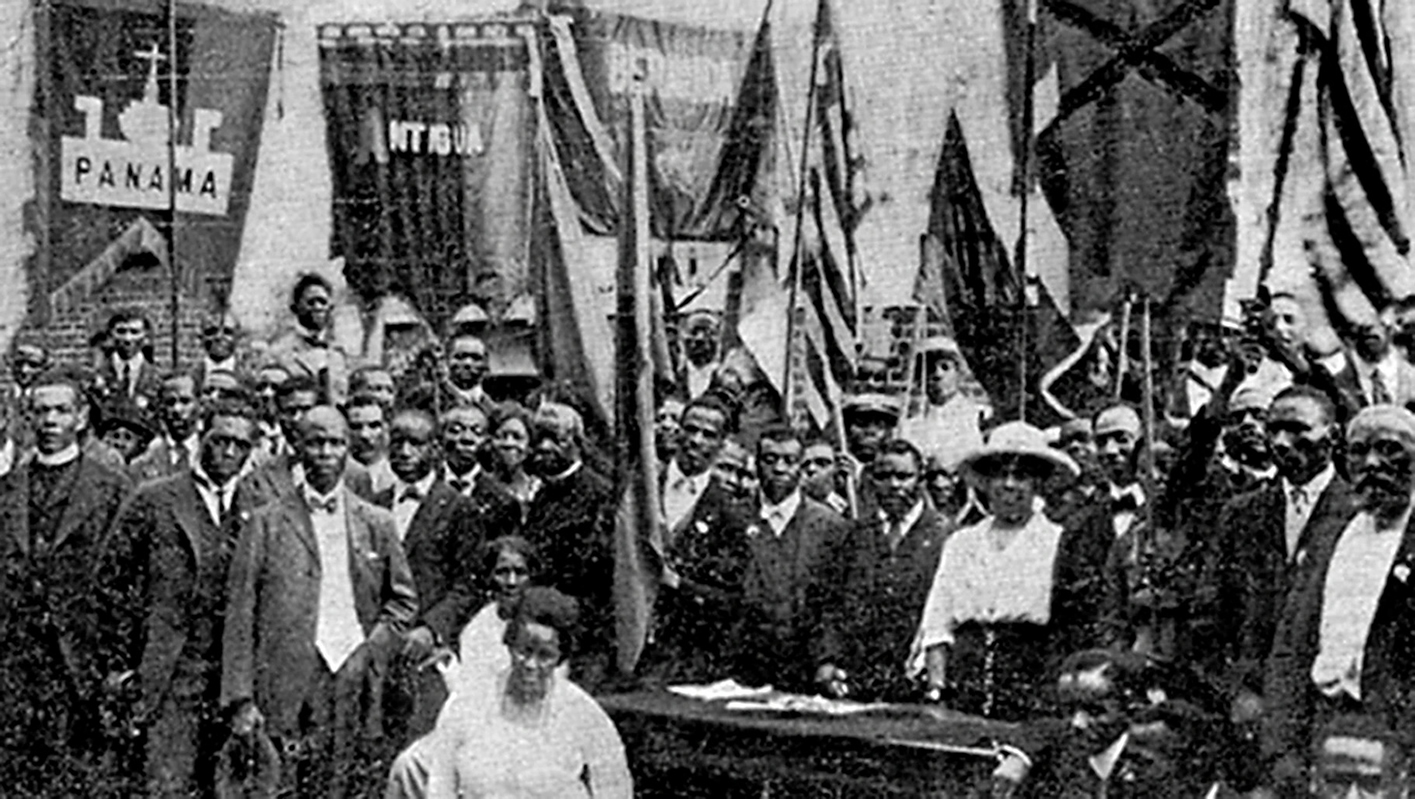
445, 462, 482, 486
35, 443, 80, 467
293, 464, 344, 504
879, 499, 926, 535
759, 490, 803, 535
1282, 463, 1336, 501
395, 470, 437, 501
192, 462, 238, 494
205, 356, 236, 373
665, 458, 708, 489
111, 351, 146, 370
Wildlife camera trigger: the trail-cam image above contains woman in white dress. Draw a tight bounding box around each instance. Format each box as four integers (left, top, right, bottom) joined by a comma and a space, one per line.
909, 421, 1081, 721
386, 583, 631, 799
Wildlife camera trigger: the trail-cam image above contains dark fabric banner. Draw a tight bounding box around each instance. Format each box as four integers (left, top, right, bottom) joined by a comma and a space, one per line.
320, 21, 536, 327
1029, 0, 1235, 319
541, 10, 754, 240
40, 0, 276, 318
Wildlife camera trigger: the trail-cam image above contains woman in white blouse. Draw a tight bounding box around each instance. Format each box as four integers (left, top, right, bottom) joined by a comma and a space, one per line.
909, 421, 1080, 721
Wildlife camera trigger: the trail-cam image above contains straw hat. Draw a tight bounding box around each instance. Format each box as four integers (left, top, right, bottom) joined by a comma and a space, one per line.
960, 420, 1080, 480
842, 392, 903, 421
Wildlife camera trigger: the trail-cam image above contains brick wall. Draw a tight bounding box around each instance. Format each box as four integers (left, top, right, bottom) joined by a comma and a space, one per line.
20, 271, 219, 379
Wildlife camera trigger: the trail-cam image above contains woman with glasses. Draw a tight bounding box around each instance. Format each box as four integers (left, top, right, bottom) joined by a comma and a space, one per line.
908, 421, 1081, 721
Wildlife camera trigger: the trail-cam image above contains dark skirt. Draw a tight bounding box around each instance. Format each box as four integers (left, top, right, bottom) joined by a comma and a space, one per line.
945, 620, 1057, 722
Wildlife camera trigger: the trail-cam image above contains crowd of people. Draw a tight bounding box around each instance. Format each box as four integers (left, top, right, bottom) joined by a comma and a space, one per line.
0, 271, 1412, 798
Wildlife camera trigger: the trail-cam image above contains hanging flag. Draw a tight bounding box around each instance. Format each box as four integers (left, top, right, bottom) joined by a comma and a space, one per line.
919, 111, 1078, 426
1035, 0, 1235, 319
787, 0, 862, 429
611, 71, 661, 675
39, 0, 276, 324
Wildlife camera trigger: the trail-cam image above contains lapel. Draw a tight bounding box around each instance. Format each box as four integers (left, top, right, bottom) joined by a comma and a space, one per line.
344, 491, 377, 599
1296, 477, 1355, 562
4, 467, 31, 555
171, 472, 215, 566
407, 480, 456, 548
1250, 482, 1284, 560
50, 458, 98, 552
287, 492, 320, 562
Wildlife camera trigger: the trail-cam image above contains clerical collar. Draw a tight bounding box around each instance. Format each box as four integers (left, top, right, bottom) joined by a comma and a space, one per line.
543, 461, 582, 483
35, 443, 80, 468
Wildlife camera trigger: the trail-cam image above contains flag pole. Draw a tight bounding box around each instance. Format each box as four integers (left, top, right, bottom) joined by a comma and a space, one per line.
1014, 0, 1040, 424
166, 0, 180, 368
780, 0, 826, 423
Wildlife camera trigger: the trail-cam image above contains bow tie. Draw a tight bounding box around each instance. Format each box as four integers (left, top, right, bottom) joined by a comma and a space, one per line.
1110, 493, 1141, 514
399, 486, 423, 503
305, 493, 338, 514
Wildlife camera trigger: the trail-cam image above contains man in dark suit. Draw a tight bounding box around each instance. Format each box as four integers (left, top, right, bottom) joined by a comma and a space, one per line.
375, 408, 485, 742
438, 404, 520, 534
818, 438, 950, 701
1262, 404, 1415, 796
1326, 312, 1415, 410
0, 369, 132, 794
1219, 386, 1359, 701
523, 402, 616, 686
733, 424, 849, 691
404, 332, 495, 417
267, 273, 351, 405
109, 398, 261, 796
192, 311, 244, 393
244, 375, 373, 506
221, 406, 417, 798
95, 307, 163, 410
129, 372, 203, 485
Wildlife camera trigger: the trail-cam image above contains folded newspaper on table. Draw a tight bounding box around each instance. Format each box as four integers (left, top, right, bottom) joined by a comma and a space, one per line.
666, 680, 893, 715
722, 693, 894, 716
666, 679, 776, 702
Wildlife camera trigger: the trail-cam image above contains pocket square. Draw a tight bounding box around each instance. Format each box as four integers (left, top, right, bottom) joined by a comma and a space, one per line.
1395, 564, 1411, 583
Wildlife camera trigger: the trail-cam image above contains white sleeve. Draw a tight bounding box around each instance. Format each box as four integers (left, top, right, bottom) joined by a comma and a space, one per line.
906, 531, 964, 677
579, 695, 634, 799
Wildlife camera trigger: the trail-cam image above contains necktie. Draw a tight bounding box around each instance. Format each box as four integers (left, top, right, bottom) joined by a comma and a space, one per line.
1290, 486, 1308, 517
306, 494, 338, 514
123, 363, 134, 396
1373, 370, 1393, 405
1111, 492, 1140, 514
885, 519, 905, 550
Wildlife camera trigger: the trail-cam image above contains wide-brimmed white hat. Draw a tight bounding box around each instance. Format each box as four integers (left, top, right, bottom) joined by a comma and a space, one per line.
960, 420, 1080, 480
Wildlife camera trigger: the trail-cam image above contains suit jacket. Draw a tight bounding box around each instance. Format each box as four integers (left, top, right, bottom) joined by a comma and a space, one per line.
95, 354, 163, 410
267, 327, 351, 405
733, 494, 849, 691
461, 470, 522, 539
521, 465, 616, 677
127, 435, 195, 486
1056, 497, 1127, 656
238, 453, 375, 509
1219, 475, 1359, 690
219, 486, 417, 739
818, 502, 951, 699
372, 479, 484, 643
1328, 350, 1415, 410
0, 454, 132, 700
1262, 510, 1415, 776
109, 471, 247, 719
638, 482, 752, 684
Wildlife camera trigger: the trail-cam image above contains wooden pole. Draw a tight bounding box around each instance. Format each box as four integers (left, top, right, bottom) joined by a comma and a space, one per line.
780, 6, 826, 422
1014, 0, 1039, 425
1115, 294, 1133, 402
166, 0, 181, 368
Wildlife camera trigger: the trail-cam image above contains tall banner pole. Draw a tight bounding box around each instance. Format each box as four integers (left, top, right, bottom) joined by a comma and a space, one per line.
780, 10, 825, 423
166, 0, 181, 367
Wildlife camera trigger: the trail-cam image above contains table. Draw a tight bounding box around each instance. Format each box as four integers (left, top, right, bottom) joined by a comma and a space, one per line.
598, 691, 1022, 798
